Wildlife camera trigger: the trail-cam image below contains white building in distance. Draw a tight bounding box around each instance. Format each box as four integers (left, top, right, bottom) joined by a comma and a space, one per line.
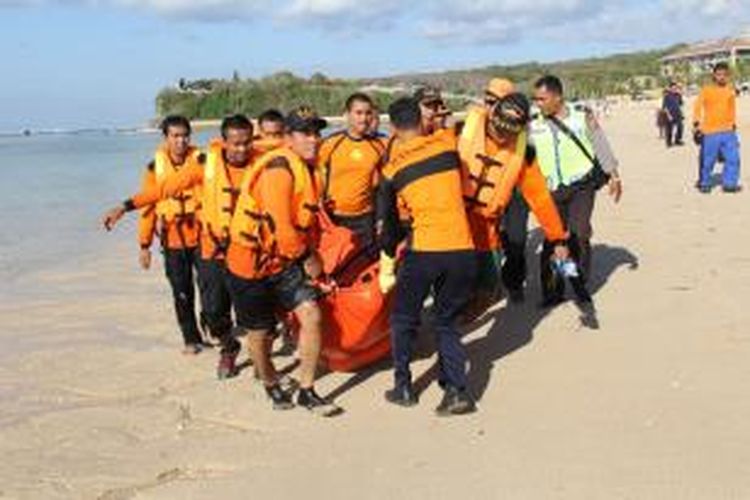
662, 30, 750, 77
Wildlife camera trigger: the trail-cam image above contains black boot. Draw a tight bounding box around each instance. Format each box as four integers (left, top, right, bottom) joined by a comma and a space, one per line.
435, 387, 476, 416
384, 384, 419, 407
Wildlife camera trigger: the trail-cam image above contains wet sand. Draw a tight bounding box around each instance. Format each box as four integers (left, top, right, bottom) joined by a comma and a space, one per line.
1, 99, 749, 499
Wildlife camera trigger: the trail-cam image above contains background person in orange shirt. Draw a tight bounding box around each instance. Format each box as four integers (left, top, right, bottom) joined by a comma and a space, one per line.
693, 62, 742, 193
255, 108, 285, 140
318, 93, 385, 252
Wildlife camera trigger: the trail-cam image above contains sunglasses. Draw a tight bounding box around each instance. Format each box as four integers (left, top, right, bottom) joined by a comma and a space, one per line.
421, 99, 444, 111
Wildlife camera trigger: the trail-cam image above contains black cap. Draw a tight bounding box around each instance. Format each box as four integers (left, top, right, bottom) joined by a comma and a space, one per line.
413, 85, 442, 104
285, 106, 328, 133
489, 92, 531, 136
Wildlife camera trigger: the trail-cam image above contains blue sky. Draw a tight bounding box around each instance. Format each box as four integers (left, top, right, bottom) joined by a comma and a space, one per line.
1, 0, 749, 131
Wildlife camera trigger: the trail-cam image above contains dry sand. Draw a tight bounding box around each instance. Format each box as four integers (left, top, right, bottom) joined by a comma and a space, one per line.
1, 99, 750, 499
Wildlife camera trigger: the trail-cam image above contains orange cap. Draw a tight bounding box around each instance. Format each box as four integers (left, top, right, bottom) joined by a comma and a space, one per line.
486, 78, 515, 99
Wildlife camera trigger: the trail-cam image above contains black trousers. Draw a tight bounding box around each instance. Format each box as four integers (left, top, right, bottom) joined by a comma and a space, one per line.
500, 189, 529, 293
540, 181, 596, 300
390, 250, 477, 391
163, 247, 202, 346
196, 257, 241, 354
500, 181, 597, 299
665, 119, 684, 147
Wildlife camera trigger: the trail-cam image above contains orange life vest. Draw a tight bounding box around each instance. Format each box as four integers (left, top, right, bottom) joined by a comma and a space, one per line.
153, 146, 201, 222
458, 106, 527, 218
229, 147, 319, 274
201, 139, 237, 250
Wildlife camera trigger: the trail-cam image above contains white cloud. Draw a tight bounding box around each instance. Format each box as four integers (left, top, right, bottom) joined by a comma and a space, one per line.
3, 0, 750, 45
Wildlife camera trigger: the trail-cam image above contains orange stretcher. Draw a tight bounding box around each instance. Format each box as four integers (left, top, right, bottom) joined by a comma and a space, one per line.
297, 210, 394, 372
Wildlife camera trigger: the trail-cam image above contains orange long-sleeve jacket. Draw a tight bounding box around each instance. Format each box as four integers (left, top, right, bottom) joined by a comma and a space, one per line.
693, 84, 736, 135
129, 159, 248, 260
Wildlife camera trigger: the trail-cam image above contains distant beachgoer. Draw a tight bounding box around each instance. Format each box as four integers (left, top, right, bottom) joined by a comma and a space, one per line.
102, 115, 262, 380
378, 97, 477, 416
318, 92, 385, 251
137, 115, 208, 355
529, 75, 622, 309
662, 82, 684, 147
657, 92, 668, 139
693, 62, 742, 193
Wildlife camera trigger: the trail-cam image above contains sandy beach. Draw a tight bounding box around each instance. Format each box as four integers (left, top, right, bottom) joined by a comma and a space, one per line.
1, 99, 749, 499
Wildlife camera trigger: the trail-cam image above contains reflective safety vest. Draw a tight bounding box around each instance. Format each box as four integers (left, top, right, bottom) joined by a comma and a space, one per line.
529, 105, 595, 192
229, 147, 319, 273
458, 105, 528, 218
153, 147, 200, 222
201, 139, 237, 249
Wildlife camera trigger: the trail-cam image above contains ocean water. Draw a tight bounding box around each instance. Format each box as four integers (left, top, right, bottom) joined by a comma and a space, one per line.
0, 130, 217, 303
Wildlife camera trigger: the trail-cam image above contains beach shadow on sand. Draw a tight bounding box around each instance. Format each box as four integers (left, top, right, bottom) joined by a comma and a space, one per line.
324, 234, 639, 403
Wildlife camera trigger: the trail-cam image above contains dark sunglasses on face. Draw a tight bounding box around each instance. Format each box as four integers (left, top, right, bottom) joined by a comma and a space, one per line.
421, 99, 444, 111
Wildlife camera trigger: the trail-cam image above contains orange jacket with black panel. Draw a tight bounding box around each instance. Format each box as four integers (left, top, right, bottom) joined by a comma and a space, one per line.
318, 132, 386, 217
458, 106, 566, 251
226, 147, 320, 280
379, 128, 474, 254
137, 146, 201, 250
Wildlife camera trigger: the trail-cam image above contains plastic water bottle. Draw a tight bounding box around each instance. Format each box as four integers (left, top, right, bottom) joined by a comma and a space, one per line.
553, 258, 579, 278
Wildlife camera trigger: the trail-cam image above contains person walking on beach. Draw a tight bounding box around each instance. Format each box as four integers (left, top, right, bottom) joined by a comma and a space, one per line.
224, 106, 341, 416
137, 115, 208, 355
378, 97, 477, 416
457, 81, 569, 317
693, 62, 742, 193
529, 75, 622, 307
318, 92, 385, 251
102, 115, 260, 379
662, 82, 684, 148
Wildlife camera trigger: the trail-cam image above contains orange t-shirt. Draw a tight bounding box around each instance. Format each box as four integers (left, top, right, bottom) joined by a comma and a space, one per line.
693, 84, 736, 134
318, 132, 385, 217
382, 129, 474, 253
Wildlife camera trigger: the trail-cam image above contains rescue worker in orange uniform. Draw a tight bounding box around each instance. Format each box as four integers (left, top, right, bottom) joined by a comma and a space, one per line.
378, 97, 478, 416
137, 115, 207, 354
256, 108, 285, 141
103, 115, 270, 380
458, 82, 569, 316
225, 106, 341, 417
318, 93, 385, 252
414, 86, 450, 134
